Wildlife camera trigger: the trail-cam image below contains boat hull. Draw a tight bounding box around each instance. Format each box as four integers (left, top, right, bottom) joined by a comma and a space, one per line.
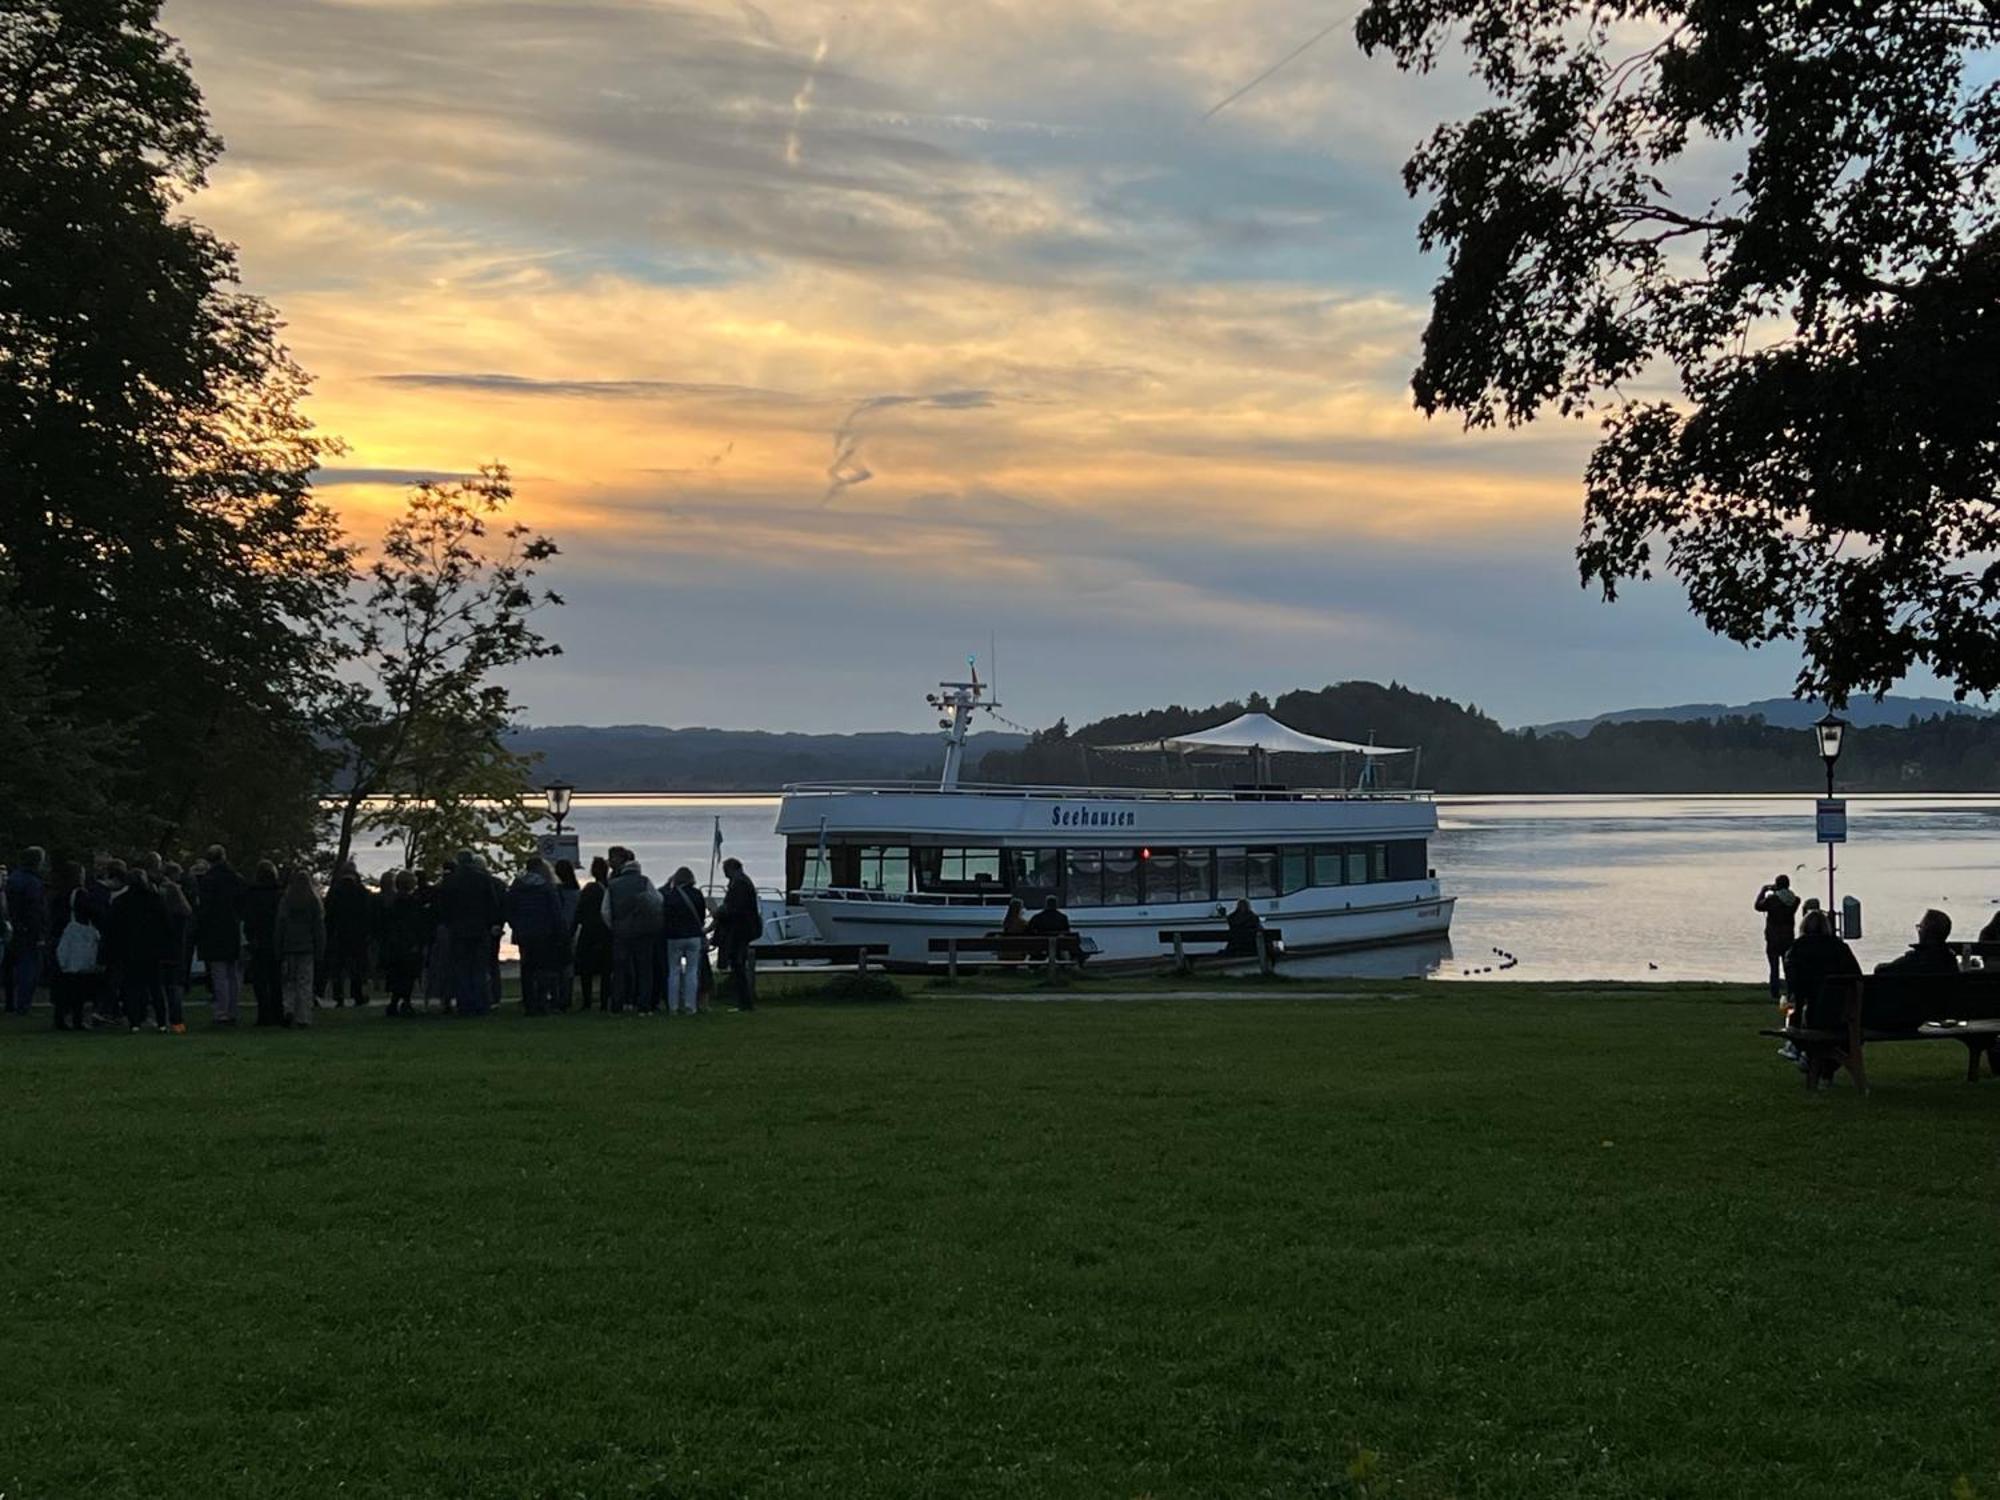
800, 884, 1454, 971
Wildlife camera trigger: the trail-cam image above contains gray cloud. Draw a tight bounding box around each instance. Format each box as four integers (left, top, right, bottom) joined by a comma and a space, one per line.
376, 372, 806, 404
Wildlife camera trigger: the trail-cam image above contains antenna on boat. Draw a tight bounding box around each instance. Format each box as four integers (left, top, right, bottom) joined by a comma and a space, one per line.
926, 655, 1001, 791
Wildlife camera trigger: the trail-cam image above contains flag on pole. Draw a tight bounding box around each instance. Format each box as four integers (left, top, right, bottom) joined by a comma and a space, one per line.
712, 817, 724, 857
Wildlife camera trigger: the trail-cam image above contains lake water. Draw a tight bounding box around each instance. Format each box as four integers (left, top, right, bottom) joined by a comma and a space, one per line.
553, 793, 2000, 984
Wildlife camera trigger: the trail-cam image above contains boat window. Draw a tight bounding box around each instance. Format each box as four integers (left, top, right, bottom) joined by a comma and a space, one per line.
1386, 840, 1427, 881
1216, 846, 1247, 900
1007, 848, 1062, 895
1141, 848, 1177, 904
1344, 847, 1369, 885
1246, 848, 1278, 900
857, 846, 911, 894
798, 846, 833, 892
1103, 849, 1140, 905
917, 847, 1003, 892
1178, 848, 1214, 902
1065, 847, 1103, 906
1280, 846, 1309, 895
1369, 843, 1388, 882
1311, 846, 1345, 886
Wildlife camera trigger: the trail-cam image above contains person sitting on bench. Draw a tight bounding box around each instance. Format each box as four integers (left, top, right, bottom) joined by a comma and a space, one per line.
999, 897, 1031, 962
1223, 898, 1264, 958
1026, 895, 1082, 965
1786, 908, 1860, 1032
1875, 908, 1960, 975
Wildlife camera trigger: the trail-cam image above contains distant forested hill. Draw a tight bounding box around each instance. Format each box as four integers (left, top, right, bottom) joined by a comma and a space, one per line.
1534, 695, 1988, 737
506, 725, 1025, 791
974, 683, 2000, 793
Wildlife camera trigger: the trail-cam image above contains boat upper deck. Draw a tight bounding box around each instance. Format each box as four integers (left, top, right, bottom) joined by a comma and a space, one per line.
780, 780, 1432, 803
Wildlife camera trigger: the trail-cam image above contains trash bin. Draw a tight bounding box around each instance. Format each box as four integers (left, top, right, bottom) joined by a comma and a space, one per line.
1841, 895, 1862, 941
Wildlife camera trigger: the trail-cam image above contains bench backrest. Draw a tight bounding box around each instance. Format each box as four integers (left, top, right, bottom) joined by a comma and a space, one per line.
1817, 972, 2000, 1030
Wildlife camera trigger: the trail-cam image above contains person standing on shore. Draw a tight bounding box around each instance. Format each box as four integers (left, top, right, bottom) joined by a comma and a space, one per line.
715, 857, 760, 1011
49, 863, 98, 1031
438, 852, 503, 1017
107, 868, 172, 1032
275, 871, 326, 1027
195, 846, 247, 1024
660, 867, 707, 1016
5, 847, 48, 1015
243, 861, 285, 1026
573, 856, 613, 1010
506, 856, 565, 1015
603, 849, 662, 1013
158, 872, 193, 1032
553, 859, 581, 1010
1754, 875, 1801, 1002
379, 870, 433, 1018
322, 862, 373, 1007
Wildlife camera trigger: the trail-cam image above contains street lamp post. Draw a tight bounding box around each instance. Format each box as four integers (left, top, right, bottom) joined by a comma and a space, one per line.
542, 779, 575, 838
1813, 712, 1847, 916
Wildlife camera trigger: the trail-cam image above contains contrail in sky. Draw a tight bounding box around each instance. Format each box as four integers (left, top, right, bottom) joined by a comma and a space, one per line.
821, 391, 996, 506
1203, 12, 1349, 121
786, 37, 829, 167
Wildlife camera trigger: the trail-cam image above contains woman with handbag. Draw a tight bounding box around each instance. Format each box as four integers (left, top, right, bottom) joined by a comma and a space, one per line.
50, 864, 101, 1031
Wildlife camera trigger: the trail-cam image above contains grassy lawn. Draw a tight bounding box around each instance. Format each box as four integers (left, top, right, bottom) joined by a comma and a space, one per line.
2, 986, 1995, 1499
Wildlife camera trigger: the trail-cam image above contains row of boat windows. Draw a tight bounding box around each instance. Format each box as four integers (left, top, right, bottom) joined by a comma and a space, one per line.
790, 841, 1429, 906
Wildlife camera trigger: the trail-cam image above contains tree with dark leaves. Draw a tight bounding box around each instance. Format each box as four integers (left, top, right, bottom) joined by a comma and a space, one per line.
1357, 0, 2000, 705
324, 467, 561, 873
0, 1, 351, 852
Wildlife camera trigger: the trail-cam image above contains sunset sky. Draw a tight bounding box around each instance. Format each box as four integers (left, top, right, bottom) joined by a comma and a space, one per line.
162, 0, 1902, 733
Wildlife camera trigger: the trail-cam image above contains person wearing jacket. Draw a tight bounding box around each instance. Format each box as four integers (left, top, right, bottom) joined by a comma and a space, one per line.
275, 870, 326, 1027
378, 871, 434, 1018
602, 850, 661, 1012
506, 857, 566, 1015
158, 872, 194, 1032
321, 862, 374, 1007
437, 852, 504, 1017
553, 859, 581, 1010
715, 858, 760, 1011
659, 866, 708, 1016
1786, 908, 1864, 1029
5, 847, 48, 1015
106, 869, 173, 1033
1875, 908, 1960, 976
242, 862, 285, 1026
46, 863, 96, 1031
573, 856, 614, 1010
1754, 876, 1802, 1002
194, 846, 247, 1024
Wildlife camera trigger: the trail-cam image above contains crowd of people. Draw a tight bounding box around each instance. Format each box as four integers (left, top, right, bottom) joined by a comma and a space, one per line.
0, 843, 768, 1032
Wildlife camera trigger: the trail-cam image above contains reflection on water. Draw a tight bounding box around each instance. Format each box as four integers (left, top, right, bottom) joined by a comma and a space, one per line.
549, 793, 2000, 985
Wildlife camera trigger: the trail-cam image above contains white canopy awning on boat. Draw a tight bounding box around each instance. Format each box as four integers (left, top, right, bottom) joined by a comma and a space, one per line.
1098, 712, 1414, 758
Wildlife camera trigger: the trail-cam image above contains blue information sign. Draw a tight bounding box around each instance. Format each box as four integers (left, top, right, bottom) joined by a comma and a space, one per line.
1816, 799, 1847, 844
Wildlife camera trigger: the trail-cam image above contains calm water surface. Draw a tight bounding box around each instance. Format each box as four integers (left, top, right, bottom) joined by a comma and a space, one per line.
555, 793, 2000, 984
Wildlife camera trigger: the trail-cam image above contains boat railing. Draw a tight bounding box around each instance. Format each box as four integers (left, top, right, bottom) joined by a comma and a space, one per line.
780, 780, 1432, 803
793, 886, 1003, 908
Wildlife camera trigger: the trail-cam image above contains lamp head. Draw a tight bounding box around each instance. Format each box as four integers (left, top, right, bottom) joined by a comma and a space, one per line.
1812, 710, 1848, 765
543, 780, 575, 822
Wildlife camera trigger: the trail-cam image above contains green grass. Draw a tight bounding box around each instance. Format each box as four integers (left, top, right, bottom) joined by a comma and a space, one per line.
3, 987, 1995, 1499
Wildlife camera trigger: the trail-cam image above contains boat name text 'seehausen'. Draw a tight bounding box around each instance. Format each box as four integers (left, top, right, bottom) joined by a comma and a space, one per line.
1050, 805, 1138, 828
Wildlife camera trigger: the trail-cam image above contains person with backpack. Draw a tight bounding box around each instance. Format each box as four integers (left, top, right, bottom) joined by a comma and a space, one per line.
715, 857, 762, 1011
659, 867, 708, 1016
603, 849, 661, 1013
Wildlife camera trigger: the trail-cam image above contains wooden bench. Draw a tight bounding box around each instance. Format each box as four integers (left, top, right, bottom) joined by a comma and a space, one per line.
748, 942, 891, 975
1762, 971, 2000, 1092
1156, 926, 1285, 977
927, 933, 1085, 982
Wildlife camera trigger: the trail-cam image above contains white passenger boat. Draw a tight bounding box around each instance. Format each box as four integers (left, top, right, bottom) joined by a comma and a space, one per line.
771, 677, 1454, 970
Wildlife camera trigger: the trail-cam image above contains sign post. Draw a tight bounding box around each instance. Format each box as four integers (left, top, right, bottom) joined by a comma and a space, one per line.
1815, 797, 1846, 915
536, 832, 581, 868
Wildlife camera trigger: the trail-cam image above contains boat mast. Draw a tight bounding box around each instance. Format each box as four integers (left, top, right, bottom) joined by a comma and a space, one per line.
928, 666, 997, 791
